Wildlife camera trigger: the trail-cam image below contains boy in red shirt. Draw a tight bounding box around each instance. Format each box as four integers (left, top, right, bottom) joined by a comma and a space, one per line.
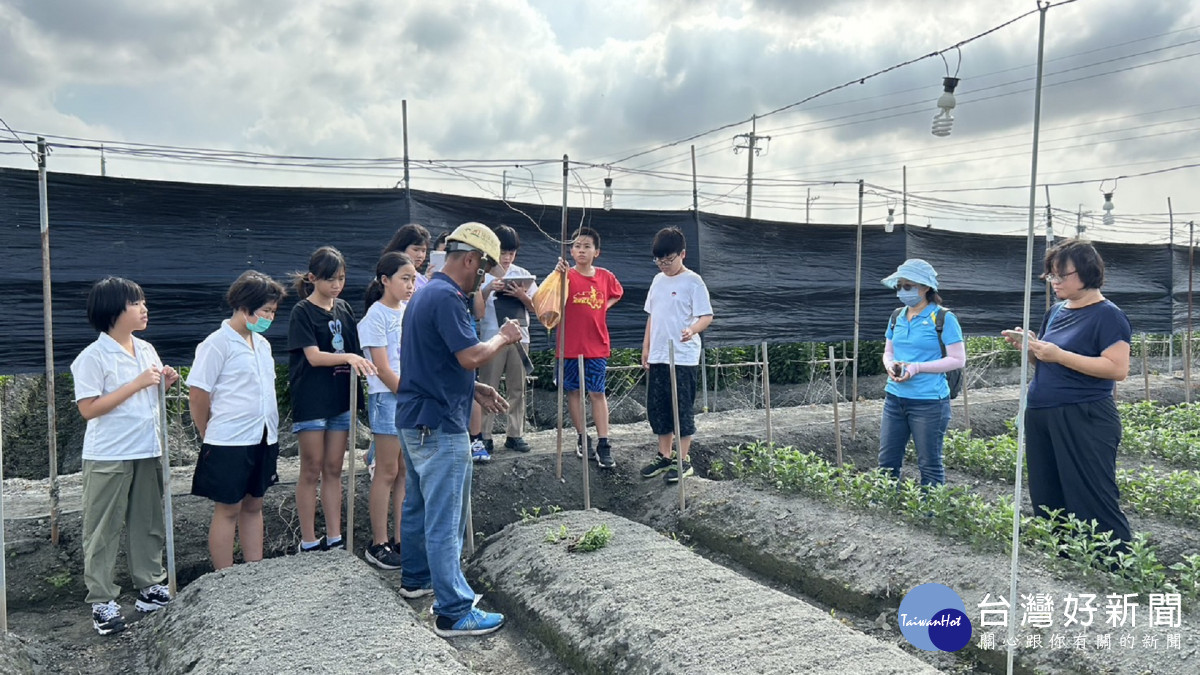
554, 227, 624, 468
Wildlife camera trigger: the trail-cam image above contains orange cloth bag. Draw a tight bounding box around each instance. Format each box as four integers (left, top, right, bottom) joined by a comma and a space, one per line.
531, 269, 566, 329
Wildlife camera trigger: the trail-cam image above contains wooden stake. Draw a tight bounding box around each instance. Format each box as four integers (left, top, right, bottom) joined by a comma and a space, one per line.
762, 341, 773, 446
346, 375, 358, 555
1, 394, 8, 632
669, 342, 686, 510
960, 366, 971, 430
158, 382, 177, 596
1142, 333, 1150, 402
829, 346, 842, 466
38, 138, 60, 547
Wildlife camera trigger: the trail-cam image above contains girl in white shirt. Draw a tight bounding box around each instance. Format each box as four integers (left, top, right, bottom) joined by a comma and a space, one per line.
187, 271, 287, 570
358, 252, 417, 570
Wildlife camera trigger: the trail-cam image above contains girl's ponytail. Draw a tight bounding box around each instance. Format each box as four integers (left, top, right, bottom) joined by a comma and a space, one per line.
292, 246, 346, 299
365, 251, 413, 312
364, 279, 384, 313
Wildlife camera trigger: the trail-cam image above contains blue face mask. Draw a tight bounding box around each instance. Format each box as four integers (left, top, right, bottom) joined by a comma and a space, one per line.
897, 288, 923, 307
246, 316, 272, 334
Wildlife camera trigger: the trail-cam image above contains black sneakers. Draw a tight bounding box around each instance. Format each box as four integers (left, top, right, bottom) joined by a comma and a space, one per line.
365, 542, 403, 570
575, 435, 595, 460
595, 439, 615, 469
504, 437, 531, 453
135, 584, 172, 612
664, 461, 694, 483
91, 601, 126, 635
640, 454, 675, 479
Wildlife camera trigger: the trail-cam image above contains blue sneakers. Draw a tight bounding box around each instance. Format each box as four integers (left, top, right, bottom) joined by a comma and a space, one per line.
433, 607, 505, 637
471, 439, 492, 463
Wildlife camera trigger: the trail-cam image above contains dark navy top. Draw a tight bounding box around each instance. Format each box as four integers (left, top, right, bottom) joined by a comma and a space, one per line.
395, 273, 479, 433
1027, 299, 1131, 409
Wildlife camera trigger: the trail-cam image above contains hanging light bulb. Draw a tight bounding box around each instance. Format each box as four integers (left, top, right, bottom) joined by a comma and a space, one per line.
1102, 192, 1114, 225
885, 207, 895, 233
931, 77, 960, 137
602, 177, 613, 211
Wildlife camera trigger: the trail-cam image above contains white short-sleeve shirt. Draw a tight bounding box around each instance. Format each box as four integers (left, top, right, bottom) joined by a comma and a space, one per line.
71, 332, 164, 461
186, 321, 279, 446
643, 269, 714, 367
357, 301, 405, 395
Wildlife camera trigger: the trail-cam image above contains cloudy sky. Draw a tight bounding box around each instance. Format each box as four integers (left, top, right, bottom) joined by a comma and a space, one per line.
2, 0, 1199, 242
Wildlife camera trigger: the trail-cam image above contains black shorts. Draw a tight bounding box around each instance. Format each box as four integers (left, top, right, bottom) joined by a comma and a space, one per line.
646, 363, 698, 437
191, 428, 280, 504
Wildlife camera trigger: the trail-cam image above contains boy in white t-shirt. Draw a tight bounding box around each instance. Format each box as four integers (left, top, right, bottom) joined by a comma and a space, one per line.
639, 228, 714, 484
473, 225, 539, 455
71, 277, 179, 635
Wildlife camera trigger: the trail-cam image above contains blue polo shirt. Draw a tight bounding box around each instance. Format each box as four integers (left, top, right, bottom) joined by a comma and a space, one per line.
1028, 300, 1130, 409
884, 304, 963, 400
395, 273, 479, 433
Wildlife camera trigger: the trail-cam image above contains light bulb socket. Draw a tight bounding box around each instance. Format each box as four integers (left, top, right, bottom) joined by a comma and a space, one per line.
604, 177, 613, 188
942, 77, 960, 94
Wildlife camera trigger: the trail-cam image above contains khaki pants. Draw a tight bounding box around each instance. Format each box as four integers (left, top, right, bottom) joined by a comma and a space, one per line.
82, 458, 166, 603
480, 343, 526, 439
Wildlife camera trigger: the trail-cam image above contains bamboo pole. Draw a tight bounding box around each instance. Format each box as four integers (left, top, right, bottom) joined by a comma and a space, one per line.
578, 355, 591, 510
669, 342, 685, 510
762, 341, 773, 446
158, 382, 177, 596
346, 375, 358, 555
829, 346, 842, 466
38, 138, 60, 546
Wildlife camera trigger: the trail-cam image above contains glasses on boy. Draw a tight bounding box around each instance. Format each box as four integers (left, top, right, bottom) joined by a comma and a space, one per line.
653, 254, 680, 267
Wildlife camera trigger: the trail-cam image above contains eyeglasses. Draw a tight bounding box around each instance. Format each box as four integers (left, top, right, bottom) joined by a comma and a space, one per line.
1043, 271, 1078, 284
653, 254, 680, 267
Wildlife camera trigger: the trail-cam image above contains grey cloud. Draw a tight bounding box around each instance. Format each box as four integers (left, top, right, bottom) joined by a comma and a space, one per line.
402, 5, 469, 54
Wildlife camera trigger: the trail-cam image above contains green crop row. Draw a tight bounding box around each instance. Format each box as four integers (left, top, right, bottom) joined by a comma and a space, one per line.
716, 441, 1200, 598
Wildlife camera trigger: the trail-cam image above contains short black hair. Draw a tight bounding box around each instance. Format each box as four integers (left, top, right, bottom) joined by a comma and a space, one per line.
291, 246, 346, 296
494, 224, 520, 252
227, 270, 287, 314
383, 223, 432, 255
1044, 239, 1105, 289
652, 227, 686, 258
86, 276, 145, 333
572, 227, 600, 249
432, 230, 450, 250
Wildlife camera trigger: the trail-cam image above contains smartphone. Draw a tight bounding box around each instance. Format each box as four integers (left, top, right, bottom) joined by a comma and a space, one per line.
891, 363, 904, 377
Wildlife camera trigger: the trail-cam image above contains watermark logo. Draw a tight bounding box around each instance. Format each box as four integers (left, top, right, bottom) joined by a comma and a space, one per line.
899, 583, 973, 652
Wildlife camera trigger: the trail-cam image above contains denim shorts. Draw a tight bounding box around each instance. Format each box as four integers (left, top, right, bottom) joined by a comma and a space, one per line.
292, 410, 352, 433
368, 392, 399, 436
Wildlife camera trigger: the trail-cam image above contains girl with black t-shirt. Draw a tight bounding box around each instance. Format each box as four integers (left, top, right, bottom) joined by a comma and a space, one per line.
288, 246, 376, 553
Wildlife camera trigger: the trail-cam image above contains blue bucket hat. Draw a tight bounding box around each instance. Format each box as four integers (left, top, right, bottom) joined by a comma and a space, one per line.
881, 258, 939, 291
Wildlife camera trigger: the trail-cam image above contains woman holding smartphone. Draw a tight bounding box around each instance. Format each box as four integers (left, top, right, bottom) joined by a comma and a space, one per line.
877, 259, 966, 487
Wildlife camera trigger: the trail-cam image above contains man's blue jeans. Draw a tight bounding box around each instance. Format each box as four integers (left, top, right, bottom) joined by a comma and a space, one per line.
878, 393, 951, 487
399, 427, 475, 622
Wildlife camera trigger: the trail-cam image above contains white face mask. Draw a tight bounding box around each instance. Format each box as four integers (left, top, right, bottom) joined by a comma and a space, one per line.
897, 287, 923, 307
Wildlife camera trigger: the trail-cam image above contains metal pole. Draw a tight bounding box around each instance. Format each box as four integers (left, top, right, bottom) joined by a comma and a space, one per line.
806, 188, 811, 224
712, 348, 720, 413
578, 355, 592, 510
902, 165, 908, 227
555, 155, 569, 480
346, 375, 358, 555
502, 170, 507, 202
0, 394, 7, 632
669, 342, 685, 510
401, 100, 411, 204
829, 346, 842, 466
158, 382, 177, 596
1169, 198, 1175, 374
1142, 334, 1150, 402
1009, 7, 1048, 675
762, 341, 773, 446
693, 145, 708, 413
850, 179, 864, 439
38, 138, 61, 547
1188, 220, 1194, 404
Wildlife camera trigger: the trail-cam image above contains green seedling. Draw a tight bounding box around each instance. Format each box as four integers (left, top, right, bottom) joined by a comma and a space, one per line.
568, 523, 613, 552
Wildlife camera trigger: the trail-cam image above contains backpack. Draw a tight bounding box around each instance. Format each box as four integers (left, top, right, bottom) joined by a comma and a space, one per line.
888, 306, 963, 399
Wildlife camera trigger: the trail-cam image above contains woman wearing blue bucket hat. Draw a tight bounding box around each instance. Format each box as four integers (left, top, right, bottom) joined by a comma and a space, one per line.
878, 259, 966, 486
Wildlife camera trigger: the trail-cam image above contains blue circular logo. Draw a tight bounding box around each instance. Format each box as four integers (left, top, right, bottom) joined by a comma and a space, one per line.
898, 583, 972, 652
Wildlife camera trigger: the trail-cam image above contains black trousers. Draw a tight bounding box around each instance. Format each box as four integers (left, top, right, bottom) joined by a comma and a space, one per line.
1025, 397, 1132, 544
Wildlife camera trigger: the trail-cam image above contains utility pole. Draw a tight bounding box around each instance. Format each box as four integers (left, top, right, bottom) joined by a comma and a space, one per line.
502, 169, 507, 201
100, 144, 106, 177
1076, 205, 1083, 238
805, 188, 819, 224
733, 115, 770, 219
